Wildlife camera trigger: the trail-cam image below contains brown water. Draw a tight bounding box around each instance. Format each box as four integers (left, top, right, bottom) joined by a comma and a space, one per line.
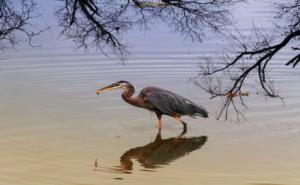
1, 1, 300, 185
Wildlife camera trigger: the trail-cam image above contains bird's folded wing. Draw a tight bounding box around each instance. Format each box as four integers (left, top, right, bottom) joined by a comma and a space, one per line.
146, 91, 187, 116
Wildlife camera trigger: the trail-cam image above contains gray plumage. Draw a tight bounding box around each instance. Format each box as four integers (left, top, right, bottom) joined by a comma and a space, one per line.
139, 87, 208, 118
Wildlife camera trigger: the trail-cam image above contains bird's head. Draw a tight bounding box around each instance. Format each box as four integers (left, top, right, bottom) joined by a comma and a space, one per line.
96, 80, 132, 95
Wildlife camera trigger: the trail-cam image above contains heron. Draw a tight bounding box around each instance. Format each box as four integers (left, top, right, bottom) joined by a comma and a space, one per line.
96, 81, 208, 133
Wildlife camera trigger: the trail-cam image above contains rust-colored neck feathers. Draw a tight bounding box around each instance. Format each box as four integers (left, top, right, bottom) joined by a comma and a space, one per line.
121, 84, 137, 104
121, 83, 146, 108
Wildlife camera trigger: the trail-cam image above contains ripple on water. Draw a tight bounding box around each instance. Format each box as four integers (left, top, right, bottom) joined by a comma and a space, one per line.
1, 1, 300, 184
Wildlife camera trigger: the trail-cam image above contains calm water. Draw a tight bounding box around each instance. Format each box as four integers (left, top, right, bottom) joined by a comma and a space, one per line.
1, 1, 300, 185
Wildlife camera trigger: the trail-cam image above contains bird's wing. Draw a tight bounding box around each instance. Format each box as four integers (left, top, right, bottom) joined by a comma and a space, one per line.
145, 90, 191, 116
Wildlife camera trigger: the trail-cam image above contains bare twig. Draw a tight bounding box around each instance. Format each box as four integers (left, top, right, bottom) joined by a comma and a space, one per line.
0, 0, 43, 50
195, 26, 300, 120
57, 0, 245, 59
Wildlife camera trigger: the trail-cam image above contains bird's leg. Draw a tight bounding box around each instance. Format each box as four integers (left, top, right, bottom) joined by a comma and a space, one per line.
156, 113, 163, 128
175, 116, 187, 136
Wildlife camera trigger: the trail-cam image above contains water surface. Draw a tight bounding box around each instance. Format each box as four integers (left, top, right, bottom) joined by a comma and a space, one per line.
1, 1, 300, 185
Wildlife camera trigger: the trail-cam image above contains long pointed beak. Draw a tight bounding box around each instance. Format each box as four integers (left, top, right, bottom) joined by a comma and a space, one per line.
96, 84, 121, 95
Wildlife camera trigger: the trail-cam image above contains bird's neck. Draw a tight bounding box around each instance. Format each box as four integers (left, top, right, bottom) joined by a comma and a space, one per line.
121, 85, 138, 105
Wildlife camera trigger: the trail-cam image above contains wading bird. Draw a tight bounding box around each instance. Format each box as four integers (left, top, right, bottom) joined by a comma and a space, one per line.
96, 81, 208, 134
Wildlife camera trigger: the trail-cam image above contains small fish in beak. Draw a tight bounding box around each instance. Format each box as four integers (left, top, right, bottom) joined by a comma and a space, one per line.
96, 83, 121, 95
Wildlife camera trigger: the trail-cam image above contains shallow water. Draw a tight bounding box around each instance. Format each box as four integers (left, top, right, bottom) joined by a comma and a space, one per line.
1, 1, 300, 185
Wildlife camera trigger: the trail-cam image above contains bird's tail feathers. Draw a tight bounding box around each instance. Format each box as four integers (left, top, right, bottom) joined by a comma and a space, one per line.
192, 104, 208, 118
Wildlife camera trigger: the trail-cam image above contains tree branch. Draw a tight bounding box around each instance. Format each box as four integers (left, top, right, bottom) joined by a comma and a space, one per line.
57, 0, 245, 59
0, 0, 43, 50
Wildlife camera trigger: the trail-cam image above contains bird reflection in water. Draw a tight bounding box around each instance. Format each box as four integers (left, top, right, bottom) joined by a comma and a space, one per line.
95, 128, 207, 174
